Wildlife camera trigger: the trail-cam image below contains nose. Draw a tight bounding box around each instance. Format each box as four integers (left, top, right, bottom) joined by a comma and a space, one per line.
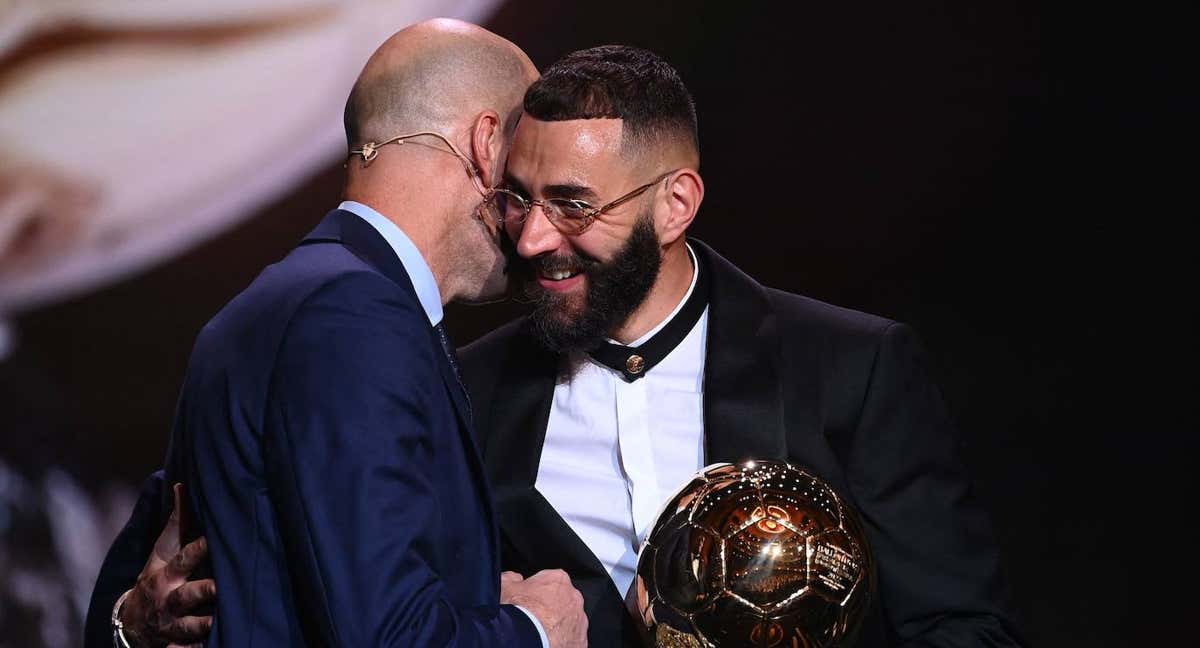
515, 202, 565, 260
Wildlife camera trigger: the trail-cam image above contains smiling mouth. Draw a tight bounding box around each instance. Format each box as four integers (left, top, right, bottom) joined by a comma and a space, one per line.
539, 269, 580, 281
533, 268, 586, 293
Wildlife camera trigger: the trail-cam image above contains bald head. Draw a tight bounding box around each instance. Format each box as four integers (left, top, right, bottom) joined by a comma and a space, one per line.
344, 19, 536, 149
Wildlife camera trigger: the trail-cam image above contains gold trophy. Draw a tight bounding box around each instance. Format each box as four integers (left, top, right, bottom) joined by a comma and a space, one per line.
632, 460, 875, 647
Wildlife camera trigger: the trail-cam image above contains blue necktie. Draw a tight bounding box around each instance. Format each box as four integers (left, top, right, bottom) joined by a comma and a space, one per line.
433, 322, 460, 379
433, 322, 472, 418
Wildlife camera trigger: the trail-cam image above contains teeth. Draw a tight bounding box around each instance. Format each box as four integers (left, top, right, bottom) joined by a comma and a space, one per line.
544, 270, 576, 281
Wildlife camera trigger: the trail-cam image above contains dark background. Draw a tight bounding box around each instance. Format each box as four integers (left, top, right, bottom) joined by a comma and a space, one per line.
2, 2, 1193, 645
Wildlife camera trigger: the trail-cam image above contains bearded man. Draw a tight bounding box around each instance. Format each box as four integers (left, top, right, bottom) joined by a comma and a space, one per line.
464, 45, 1024, 647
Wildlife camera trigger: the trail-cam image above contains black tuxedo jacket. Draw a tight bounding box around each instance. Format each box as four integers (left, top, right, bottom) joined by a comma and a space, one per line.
460, 240, 1024, 647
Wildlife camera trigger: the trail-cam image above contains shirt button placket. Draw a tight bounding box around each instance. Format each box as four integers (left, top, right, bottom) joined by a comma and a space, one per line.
615, 375, 658, 549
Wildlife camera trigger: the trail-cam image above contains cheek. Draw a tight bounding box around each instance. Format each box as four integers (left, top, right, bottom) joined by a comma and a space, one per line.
574, 223, 629, 261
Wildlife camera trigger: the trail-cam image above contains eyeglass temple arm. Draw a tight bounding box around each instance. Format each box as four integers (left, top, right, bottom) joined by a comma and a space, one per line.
593, 171, 677, 215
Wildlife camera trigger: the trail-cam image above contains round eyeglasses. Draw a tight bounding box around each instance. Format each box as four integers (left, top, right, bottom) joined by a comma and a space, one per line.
491, 170, 677, 236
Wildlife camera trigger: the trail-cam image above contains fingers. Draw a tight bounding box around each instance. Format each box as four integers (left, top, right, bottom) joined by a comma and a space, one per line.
529, 568, 571, 584
165, 536, 208, 579
166, 579, 216, 616
176, 482, 195, 541
147, 484, 186, 570
160, 614, 213, 644
566, 584, 584, 610
499, 571, 525, 605
500, 571, 525, 584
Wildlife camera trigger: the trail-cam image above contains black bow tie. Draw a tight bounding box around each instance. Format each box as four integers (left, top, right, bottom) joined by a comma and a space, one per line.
587, 257, 710, 382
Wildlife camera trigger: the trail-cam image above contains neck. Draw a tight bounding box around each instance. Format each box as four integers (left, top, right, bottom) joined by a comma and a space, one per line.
345, 173, 458, 305
609, 239, 694, 344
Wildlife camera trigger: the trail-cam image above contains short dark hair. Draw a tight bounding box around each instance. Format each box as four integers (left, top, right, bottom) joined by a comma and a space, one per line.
524, 45, 698, 160
344, 89, 361, 149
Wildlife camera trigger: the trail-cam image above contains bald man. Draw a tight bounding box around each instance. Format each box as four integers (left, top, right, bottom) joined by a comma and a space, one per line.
83, 20, 586, 648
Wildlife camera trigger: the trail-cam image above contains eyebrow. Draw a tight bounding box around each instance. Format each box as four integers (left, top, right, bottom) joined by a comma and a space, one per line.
502, 173, 599, 202
543, 183, 598, 201
501, 173, 529, 195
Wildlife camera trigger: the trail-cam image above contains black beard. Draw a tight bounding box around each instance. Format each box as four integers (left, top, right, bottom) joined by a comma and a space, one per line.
510, 212, 662, 356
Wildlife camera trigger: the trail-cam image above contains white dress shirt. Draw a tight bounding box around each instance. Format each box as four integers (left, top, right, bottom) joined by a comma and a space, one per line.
535, 245, 708, 599
338, 200, 550, 648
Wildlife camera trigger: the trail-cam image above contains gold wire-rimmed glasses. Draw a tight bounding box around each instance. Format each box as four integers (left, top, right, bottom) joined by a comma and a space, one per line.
492, 169, 679, 236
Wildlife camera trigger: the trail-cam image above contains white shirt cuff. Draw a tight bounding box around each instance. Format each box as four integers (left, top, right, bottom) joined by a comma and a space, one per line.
513, 604, 551, 648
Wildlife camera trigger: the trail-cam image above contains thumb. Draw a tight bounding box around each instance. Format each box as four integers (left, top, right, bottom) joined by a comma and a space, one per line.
500, 571, 525, 584
149, 483, 184, 569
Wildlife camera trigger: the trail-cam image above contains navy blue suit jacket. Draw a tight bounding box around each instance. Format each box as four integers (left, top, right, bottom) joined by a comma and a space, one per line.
86, 209, 539, 647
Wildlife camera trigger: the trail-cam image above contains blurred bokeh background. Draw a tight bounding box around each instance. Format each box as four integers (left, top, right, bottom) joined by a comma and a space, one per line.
0, 1, 1192, 646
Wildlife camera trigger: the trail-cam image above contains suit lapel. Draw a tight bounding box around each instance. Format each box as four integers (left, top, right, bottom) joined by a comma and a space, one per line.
301, 209, 493, 558
692, 239, 790, 464
428, 332, 476, 430
303, 210, 475, 426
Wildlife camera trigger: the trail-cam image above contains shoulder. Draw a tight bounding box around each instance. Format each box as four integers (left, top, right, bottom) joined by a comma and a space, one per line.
698, 238, 918, 384
268, 268, 438, 410
211, 242, 424, 336
197, 242, 431, 378
765, 288, 897, 343
696, 238, 900, 352
760, 287, 932, 419
765, 287, 924, 370
279, 242, 420, 312
281, 268, 430, 358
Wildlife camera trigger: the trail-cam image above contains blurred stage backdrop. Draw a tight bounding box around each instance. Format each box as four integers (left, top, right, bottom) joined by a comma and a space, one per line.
0, 1, 1191, 646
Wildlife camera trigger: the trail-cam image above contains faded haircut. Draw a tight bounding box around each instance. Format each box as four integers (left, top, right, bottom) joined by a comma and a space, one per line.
523, 45, 699, 162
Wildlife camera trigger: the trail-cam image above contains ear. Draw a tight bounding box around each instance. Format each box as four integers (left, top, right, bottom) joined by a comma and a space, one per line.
657, 168, 704, 245
469, 110, 503, 188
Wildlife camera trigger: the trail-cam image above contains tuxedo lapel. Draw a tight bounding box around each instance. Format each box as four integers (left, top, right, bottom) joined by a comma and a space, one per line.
482, 325, 635, 640
692, 239, 790, 464
485, 327, 611, 580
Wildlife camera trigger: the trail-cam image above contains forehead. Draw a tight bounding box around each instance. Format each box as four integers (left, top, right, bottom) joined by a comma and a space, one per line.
507, 117, 624, 185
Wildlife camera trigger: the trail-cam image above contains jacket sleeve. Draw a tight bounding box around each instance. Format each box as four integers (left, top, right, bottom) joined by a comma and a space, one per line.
846, 322, 1026, 647
83, 470, 167, 648
262, 272, 539, 648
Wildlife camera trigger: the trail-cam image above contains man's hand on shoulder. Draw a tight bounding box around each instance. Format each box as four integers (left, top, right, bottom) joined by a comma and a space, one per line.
118, 484, 215, 647
501, 569, 588, 648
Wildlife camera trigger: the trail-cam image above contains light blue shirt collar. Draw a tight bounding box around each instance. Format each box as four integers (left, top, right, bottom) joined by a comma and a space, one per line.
338, 200, 444, 326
